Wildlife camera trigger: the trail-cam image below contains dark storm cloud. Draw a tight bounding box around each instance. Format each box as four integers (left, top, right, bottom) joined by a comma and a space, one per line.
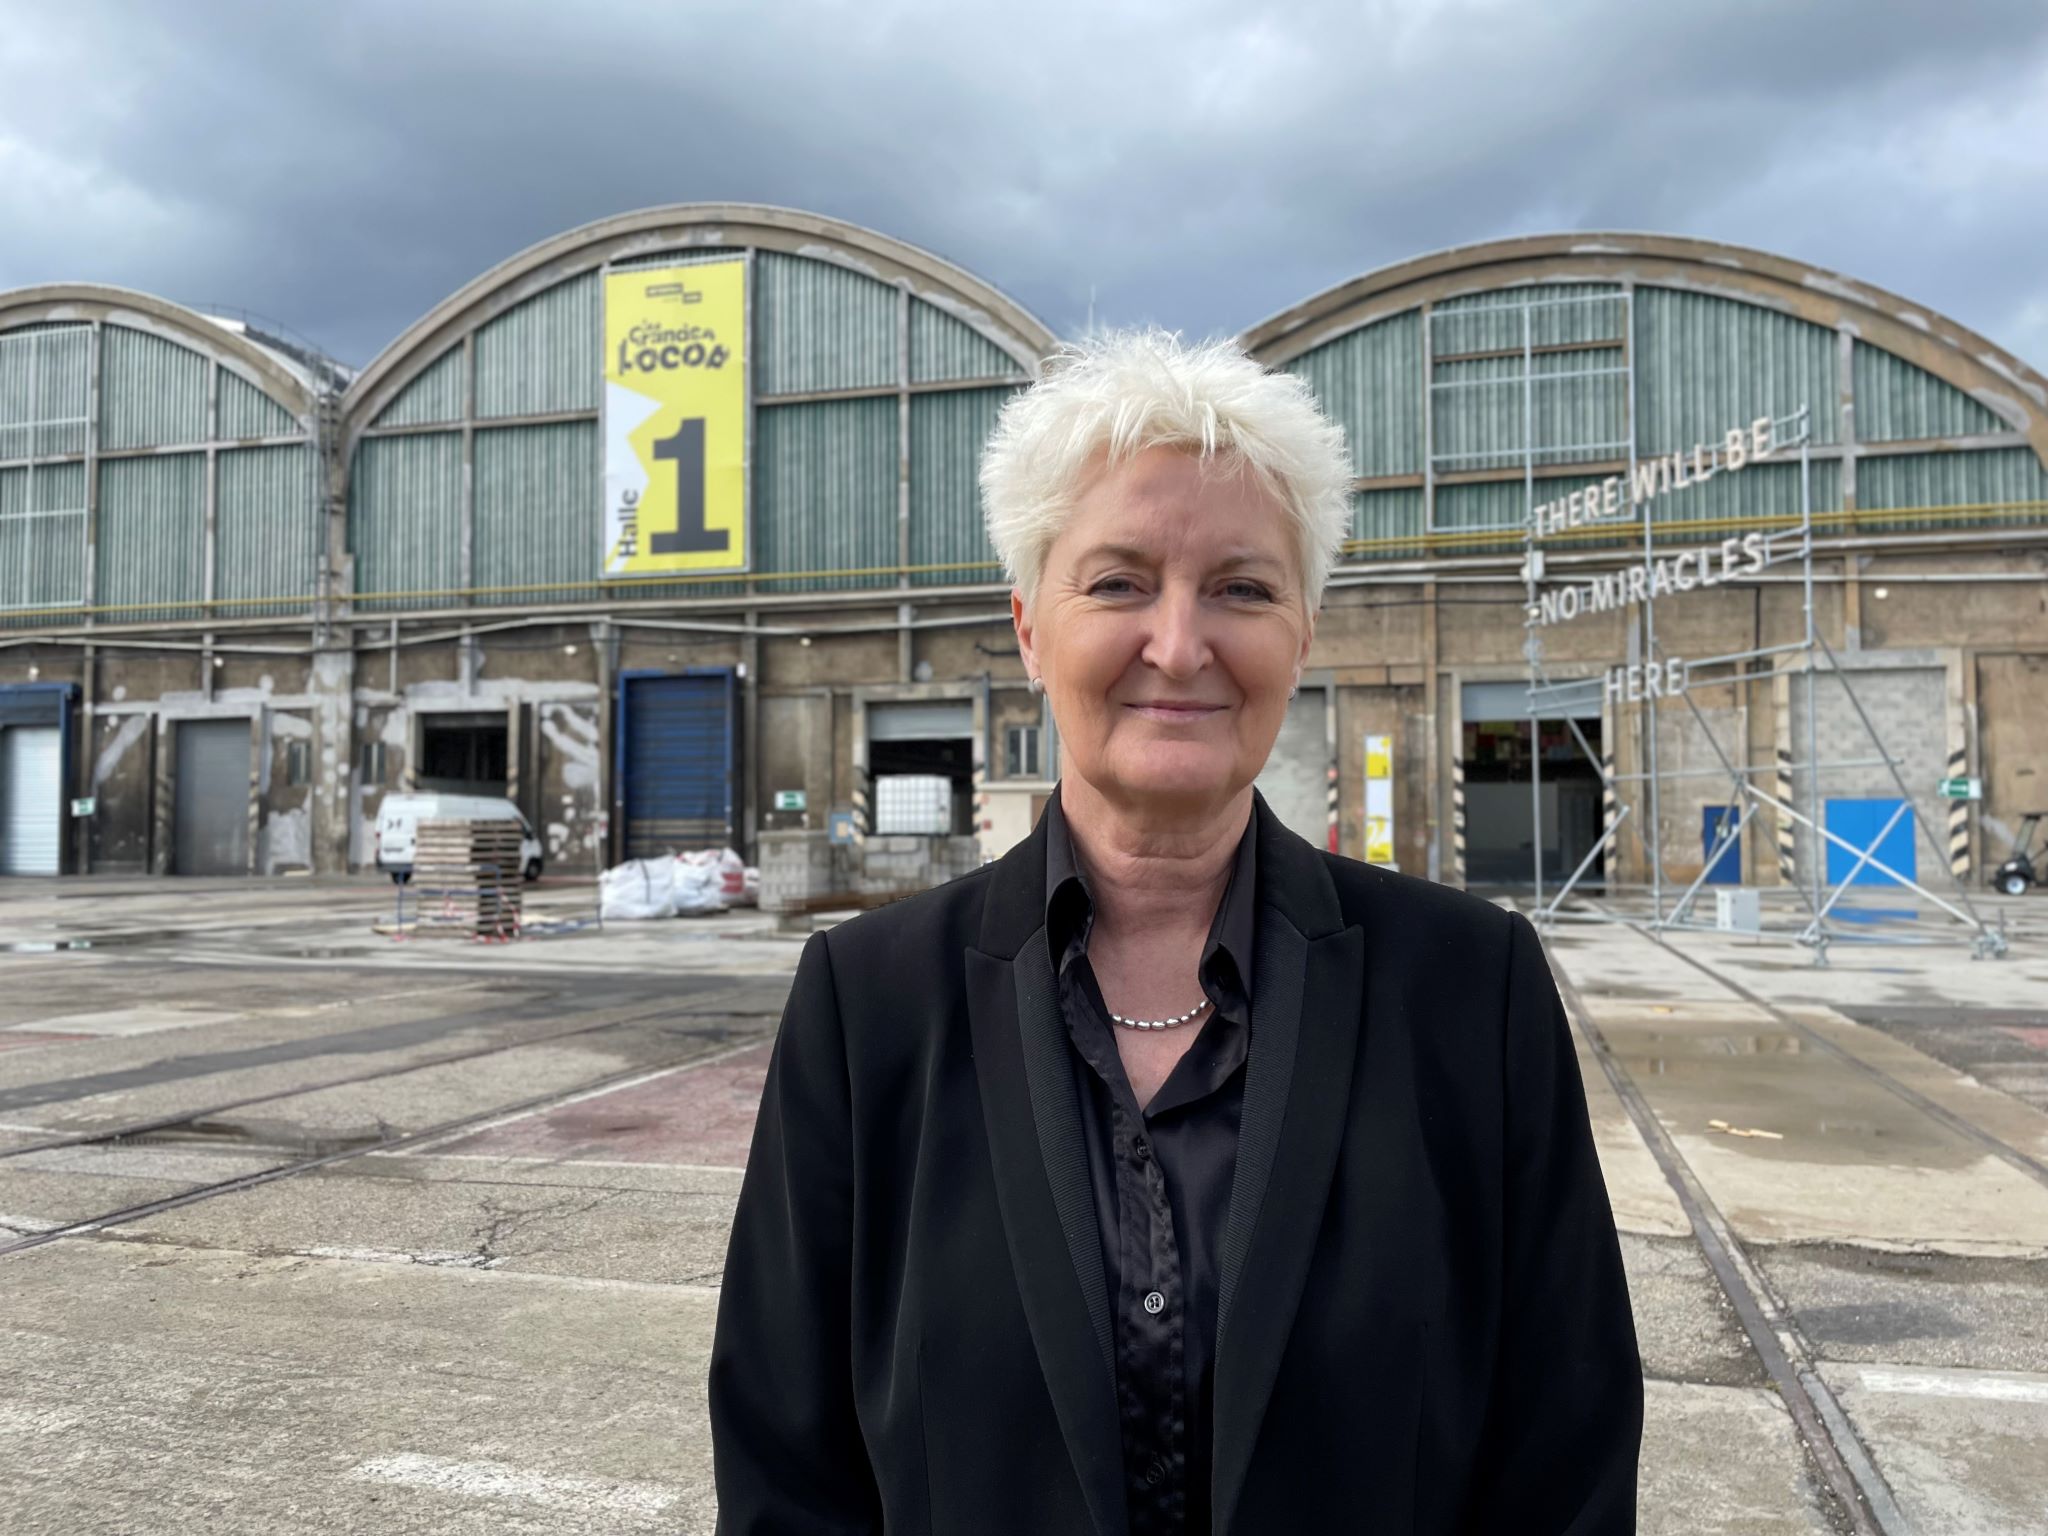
3, 0, 2046, 369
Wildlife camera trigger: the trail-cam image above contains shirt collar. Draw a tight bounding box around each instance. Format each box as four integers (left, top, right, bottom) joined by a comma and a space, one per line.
1042, 783, 1258, 1004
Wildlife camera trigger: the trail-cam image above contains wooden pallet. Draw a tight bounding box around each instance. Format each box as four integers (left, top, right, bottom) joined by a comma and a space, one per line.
410, 819, 524, 939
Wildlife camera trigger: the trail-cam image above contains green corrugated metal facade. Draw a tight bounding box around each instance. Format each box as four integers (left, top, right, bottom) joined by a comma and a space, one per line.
1857, 447, 2048, 529
0, 316, 315, 624
1632, 287, 1840, 452
350, 432, 461, 611
346, 246, 1031, 605
1851, 340, 2005, 442
477, 275, 600, 418
753, 398, 898, 591
474, 422, 601, 605
99, 326, 209, 450
9, 238, 2044, 631
99, 454, 206, 624
374, 346, 464, 428
1286, 313, 1423, 477
217, 445, 319, 616
909, 386, 1017, 586
1275, 278, 2043, 557
0, 459, 86, 612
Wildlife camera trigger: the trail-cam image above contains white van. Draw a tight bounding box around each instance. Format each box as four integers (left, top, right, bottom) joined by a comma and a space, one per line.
373, 793, 544, 884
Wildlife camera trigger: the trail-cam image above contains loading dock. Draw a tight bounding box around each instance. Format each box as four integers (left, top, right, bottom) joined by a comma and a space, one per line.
617, 669, 737, 860
0, 684, 74, 876
1460, 680, 1604, 888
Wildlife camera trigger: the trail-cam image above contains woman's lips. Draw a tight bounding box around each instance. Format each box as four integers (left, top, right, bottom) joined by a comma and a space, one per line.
1125, 701, 1226, 721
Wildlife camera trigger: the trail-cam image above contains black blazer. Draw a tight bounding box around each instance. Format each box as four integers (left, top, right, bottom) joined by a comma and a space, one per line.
710, 792, 1642, 1535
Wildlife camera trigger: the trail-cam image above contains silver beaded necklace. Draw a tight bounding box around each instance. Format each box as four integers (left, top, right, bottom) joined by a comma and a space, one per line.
1107, 995, 1212, 1031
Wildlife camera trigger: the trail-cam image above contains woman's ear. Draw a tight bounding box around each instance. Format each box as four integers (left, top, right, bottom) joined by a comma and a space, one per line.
1012, 587, 1038, 679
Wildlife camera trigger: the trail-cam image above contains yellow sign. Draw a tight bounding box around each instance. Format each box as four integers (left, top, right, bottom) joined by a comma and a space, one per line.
603, 261, 748, 577
1365, 818, 1394, 865
1364, 733, 1395, 865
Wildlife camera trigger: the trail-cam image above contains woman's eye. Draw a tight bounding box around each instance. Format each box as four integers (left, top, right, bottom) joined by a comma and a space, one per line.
1090, 577, 1137, 596
1222, 580, 1273, 601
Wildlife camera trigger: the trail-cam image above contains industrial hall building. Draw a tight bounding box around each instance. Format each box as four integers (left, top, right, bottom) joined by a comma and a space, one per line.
2, 207, 2045, 903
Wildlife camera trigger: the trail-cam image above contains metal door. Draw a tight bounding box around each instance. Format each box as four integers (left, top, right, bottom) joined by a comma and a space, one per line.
173, 719, 251, 876
1255, 691, 1331, 849
1825, 797, 1915, 887
1, 726, 61, 875
1701, 805, 1742, 884
618, 670, 735, 859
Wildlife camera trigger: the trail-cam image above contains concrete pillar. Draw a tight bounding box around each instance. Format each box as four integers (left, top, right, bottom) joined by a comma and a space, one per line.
309, 646, 356, 874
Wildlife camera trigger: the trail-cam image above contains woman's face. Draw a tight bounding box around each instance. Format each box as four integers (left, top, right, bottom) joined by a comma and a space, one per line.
1014, 445, 1314, 817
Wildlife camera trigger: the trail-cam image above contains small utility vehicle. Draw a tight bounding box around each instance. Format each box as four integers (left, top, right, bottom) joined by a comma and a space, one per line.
1991, 812, 2048, 897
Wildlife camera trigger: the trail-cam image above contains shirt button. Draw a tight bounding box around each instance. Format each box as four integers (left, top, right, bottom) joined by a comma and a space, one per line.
1145, 1456, 1167, 1485
1130, 1140, 1150, 1164
1143, 1290, 1166, 1315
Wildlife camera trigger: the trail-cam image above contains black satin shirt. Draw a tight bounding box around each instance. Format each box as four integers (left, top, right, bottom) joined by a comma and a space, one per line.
1043, 789, 1256, 1536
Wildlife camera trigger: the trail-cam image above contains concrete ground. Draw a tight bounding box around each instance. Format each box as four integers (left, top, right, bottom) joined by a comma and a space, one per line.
1, 873, 2045, 1533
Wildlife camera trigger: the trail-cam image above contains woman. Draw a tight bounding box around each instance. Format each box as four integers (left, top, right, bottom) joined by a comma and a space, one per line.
710, 332, 1642, 1535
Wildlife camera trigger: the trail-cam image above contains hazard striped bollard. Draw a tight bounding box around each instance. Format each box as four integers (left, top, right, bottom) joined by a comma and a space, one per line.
1948, 748, 1971, 880
1451, 754, 1467, 888
1774, 748, 1796, 885
1601, 754, 1618, 861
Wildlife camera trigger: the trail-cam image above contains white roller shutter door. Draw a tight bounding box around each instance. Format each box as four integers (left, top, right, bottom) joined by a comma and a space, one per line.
2, 726, 61, 876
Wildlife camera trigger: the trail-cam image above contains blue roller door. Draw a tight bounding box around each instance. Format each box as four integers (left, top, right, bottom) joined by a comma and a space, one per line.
618, 669, 735, 859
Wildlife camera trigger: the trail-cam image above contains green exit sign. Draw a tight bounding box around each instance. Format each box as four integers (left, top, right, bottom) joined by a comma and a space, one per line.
774, 790, 807, 812
1939, 777, 1981, 801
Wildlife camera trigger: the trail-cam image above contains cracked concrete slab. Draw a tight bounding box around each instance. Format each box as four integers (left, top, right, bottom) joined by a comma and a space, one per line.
1821, 1361, 2048, 1535
104, 1165, 739, 1285
7, 1019, 764, 1143
1758, 1244, 2048, 1375
1637, 1380, 1839, 1535
1624, 1233, 1765, 1388
0, 1166, 198, 1233
2, 1237, 720, 1535
358, 1148, 749, 1196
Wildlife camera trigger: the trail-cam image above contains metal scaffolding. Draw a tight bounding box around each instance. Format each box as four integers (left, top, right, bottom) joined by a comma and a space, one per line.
1431, 286, 2006, 961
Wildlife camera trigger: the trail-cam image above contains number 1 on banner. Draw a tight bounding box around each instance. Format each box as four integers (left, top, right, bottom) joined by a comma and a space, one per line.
651, 418, 729, 554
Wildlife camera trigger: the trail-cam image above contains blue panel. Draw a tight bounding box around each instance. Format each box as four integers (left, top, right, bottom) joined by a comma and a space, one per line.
618, 669, 735, 858
1825, 798, 1915, 886
1701, 806, 1741, 884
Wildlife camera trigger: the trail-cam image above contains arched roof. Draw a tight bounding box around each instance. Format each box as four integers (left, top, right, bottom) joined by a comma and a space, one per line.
342, 202, 1059, 446
1240, 233, 2047, 464
0, 283, 321, 424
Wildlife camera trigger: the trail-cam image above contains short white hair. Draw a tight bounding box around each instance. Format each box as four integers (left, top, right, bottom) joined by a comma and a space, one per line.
980, 328, 1354, 611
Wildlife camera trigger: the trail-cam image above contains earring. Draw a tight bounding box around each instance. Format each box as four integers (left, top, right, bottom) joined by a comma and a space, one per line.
1029, 676, 1045, 696
1288, 681, 1300, 699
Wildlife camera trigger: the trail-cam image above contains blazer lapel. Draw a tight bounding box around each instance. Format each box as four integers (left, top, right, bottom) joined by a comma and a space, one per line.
966, 813, 1128, 1536
1211, 799, 1366, 1532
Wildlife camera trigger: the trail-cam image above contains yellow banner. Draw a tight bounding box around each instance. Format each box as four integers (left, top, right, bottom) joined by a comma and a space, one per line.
603, 261, 748, 577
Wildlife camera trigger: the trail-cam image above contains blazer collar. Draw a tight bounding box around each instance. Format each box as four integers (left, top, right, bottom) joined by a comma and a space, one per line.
970, 785, 1361, 1536
976, 784, 1344, 959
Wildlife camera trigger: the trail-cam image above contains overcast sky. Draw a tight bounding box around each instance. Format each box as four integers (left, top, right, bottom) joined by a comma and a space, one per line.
4, 0, 2046, 372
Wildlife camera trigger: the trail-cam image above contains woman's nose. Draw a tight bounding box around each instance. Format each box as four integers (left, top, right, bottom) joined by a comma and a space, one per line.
1139, 588, 1212, 678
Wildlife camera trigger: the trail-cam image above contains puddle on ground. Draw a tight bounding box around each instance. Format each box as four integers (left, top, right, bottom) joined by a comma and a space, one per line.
2, 929, 196, 953
1602, 1020, 1980, 1170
